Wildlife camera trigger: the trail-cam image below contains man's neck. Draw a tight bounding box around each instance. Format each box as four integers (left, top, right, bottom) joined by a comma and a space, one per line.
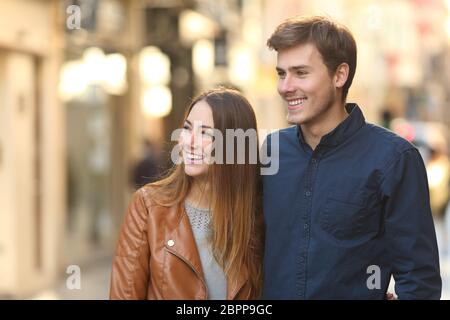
301, 102, 349, 150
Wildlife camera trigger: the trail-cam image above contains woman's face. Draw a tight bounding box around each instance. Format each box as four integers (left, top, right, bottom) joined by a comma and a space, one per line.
179, 100, 215, 178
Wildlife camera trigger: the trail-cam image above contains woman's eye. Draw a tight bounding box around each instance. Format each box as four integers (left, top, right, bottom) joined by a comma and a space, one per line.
183, 125, 190, 130
202, 130, 213, 137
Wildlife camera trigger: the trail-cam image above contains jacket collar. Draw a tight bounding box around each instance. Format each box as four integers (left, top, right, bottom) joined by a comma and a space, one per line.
164, 202, 247, 300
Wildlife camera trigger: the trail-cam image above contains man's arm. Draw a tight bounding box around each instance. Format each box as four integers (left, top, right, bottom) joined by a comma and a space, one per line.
381, 148, 441, 299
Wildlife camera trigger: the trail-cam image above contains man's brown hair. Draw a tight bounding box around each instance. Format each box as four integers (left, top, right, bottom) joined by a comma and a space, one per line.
267, 16, 357, 102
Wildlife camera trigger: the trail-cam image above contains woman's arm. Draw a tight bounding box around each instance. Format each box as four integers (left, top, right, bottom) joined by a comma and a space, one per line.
110, 189, 151, 299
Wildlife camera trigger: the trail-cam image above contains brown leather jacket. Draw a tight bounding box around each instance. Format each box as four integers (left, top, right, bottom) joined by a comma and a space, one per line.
110, 186, 256, 300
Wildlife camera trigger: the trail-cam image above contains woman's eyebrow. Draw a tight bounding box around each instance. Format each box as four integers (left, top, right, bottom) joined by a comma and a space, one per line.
185, 119, 213, 129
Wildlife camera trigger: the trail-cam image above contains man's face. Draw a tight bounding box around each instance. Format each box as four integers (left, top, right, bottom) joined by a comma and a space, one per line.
276, 43, 338, 125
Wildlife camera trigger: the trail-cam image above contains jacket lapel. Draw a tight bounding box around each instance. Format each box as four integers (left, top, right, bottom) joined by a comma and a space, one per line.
227, 269, 248, 300
164, 202, 249, 300
164, 203, 205, 281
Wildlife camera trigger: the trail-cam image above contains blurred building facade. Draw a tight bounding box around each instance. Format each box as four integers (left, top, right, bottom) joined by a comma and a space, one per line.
0, 0, 449, 299
0, 0, 64, 297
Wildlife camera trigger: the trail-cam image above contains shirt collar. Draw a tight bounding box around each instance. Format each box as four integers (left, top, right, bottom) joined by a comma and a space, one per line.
297, 103, 365, 149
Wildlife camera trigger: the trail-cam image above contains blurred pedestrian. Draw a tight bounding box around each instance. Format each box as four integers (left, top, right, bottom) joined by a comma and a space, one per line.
262, 16, 441, 299
381, 109, 393, 130
110, 88, 264, 300
132, 139, 161, 189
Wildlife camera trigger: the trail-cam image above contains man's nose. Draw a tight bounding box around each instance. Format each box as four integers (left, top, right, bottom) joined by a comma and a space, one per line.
279, 75, 295, 95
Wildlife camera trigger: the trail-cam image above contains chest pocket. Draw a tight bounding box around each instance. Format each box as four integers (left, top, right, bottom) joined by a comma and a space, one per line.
318, 177, 381, 244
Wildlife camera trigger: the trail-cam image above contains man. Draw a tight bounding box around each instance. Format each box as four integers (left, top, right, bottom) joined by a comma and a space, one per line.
262, 16, 441, 299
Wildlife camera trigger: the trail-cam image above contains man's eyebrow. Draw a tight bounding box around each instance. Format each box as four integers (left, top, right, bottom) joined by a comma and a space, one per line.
276, 65, 311, 72
184, 119, 213, 129
290, 65, 311, 71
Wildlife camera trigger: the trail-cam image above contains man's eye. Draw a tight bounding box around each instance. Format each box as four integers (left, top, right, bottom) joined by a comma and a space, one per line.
296, 71, 307, 77
277, 72, 286, 78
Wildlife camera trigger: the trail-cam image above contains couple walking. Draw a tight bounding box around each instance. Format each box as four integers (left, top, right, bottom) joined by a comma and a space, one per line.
109, 16, 441, 300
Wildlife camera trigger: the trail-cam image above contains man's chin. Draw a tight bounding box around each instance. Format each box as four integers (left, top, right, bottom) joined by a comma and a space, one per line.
287, 113, 307, 125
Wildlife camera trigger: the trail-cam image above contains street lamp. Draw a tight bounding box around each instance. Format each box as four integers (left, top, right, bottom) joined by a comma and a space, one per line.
139, 46, 172, 118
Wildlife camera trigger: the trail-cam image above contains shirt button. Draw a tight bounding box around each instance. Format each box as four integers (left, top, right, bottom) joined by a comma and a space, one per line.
167, 240, 175, 247
305, 191, 312, 197
311, 158, 317, 164
304, 223, 309, 230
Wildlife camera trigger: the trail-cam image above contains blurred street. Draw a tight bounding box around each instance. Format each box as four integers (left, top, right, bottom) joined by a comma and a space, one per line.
436, 216, 450, 299
440, 257, 450, 300
31, 257, 112, 300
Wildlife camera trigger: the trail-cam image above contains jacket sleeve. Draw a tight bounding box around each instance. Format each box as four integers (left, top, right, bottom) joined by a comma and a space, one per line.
110, 189, 150, 299
381, 148, 442, 299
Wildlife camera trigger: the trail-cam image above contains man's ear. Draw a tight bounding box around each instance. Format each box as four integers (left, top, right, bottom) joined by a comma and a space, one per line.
334, 63, 349, 89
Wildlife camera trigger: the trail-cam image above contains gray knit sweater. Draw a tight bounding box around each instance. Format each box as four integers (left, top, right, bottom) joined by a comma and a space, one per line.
184, 201, 227, 300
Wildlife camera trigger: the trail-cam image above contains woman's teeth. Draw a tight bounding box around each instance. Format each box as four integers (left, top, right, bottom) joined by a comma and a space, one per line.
185, 152, 204, 160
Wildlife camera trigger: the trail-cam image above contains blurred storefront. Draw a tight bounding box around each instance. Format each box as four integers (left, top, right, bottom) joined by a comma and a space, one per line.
0, 0, 64, 298
60, 0, 133, 271
0, 0, 146, 298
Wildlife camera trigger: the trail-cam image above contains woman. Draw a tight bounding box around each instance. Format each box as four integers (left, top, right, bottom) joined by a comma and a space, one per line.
110, 88, 264, 300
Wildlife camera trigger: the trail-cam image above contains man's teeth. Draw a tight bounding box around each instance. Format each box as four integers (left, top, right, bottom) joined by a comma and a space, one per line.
288, 98, 307, 106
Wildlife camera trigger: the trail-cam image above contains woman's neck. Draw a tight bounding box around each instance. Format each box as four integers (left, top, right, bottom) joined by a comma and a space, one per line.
186, 179, 211, 210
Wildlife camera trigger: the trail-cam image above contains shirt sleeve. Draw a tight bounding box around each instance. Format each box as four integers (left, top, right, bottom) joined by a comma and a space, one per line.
380, 148, 442, 300
110, 189, 150, 299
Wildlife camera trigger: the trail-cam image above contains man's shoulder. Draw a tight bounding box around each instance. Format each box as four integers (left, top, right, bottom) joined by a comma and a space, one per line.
363, 122, 416, 154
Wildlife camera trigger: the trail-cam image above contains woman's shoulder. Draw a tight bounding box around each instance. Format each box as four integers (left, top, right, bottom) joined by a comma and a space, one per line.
133, 183, 181, 218
133, 183, 162, 210
135, 183, 155, 201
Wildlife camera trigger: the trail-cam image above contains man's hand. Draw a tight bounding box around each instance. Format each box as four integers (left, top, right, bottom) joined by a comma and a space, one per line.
385, 292, 397, 300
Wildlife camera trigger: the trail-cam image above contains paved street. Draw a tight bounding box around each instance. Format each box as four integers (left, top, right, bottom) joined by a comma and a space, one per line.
31, 257, 112, 300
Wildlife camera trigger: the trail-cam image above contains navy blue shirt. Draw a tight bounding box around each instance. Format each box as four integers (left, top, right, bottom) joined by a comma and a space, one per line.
262, 104, 441, 299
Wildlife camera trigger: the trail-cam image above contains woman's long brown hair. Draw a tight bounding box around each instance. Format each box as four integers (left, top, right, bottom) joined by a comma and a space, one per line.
148, 88, 263, 298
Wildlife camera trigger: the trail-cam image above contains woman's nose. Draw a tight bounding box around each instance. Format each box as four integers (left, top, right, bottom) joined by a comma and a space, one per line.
188, 130, 201, 148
